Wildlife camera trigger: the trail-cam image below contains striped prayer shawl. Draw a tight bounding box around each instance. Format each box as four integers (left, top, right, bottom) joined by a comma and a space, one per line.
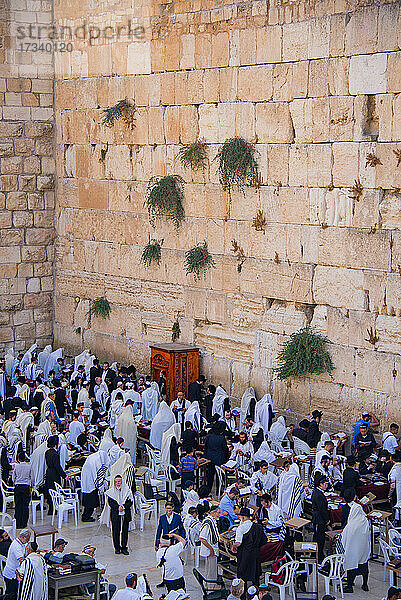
19, 553, 47, 600
95, 464, 108, 489
287, 476, 304, 519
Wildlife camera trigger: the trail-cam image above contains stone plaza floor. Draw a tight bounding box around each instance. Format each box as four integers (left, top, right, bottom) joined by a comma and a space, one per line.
24, 510, 392, 600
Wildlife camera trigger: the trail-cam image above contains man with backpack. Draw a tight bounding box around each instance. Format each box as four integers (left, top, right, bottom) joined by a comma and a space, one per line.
156, 533, 187, 592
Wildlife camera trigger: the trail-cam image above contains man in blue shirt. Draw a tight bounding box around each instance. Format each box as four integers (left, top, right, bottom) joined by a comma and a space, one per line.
352, 411, 379, 443
219, 486, 240, 527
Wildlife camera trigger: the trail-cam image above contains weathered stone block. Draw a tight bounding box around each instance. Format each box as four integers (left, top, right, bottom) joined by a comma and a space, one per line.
313, 265, 366, 310
349, 54, 387, 95
255, 103, 294, 143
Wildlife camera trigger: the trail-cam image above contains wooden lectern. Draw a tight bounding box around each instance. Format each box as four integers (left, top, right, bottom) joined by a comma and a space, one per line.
150, 343, 199, 403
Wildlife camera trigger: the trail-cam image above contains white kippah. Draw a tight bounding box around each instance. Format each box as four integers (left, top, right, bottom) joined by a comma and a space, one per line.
248, 586, 257, 595
232, 579, 241, 586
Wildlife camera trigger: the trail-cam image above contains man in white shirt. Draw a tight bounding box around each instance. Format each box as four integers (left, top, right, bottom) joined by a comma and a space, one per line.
77, 381, 90, 408
156, 533, 187, 592
24, 357, 43, 381
112, 573, 145, 600
94, 377, 109, 412
199, 504, 220, 586
68, 411, 85, 447
383, 424, 401, 456
221, 409, 238, 436
170, 392, 190, 427
3, 529, 30, 597
250, 461, 278, 506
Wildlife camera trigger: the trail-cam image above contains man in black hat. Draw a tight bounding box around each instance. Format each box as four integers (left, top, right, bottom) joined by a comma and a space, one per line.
233, 507, 267, 588
292, 419, 310, 443
307, 410, 323, 448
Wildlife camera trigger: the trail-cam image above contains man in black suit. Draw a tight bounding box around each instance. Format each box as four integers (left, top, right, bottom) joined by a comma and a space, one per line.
307, 410, 323, 448
292, 419, 310, 443
102, 362, 116, 393
311, 475, 329, 562
188, 375, 205, 404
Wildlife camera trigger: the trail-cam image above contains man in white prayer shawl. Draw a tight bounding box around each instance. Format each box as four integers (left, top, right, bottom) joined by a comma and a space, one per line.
116, 405, 137, 464
17, 541, 48, 600
81, 449, 108, 522
141, 384, 159, 421
16, 409, 34, 451
212, 385, 229, 418
99, 428, 114, 453
5, 347, 14, 377
20, 343, 37, 374
123, 384, 141, 416
150, 402, 175, 450
250, 462, 278, 507
255, 394, 274, 434
30, 441, 47, 488
253, 441, 276, 465
94, 377, 109, 412
34, 415, 52, 449
389, 456, 401, 506
269, 416, 288, 451
161, 423, 181, 465
37, 345, 52, 372
339, 499, 370, 593
0, 363, 5, 401
240, 387, 256, 429
184, 401, 202, 432
109, 392, 125, 430
43, 348, 63, 382
108, 438, 125, 467
77, 380, 90, 407
277, 461, 306, 520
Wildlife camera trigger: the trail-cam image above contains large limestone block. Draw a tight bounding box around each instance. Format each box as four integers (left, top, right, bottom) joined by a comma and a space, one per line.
237, 65, 273, 102
260, 301, 307, 336
376, 315, 401, 354
231, 360, 253, 398
240, 260, 313, 303
227, 293, 265, 332
195, 323, 254, 362
363, 270, 387, 314
256, 25, 282, 64
375, 143, 401, 189
307, 144, 331, 186
207, 292, 227, 324
332, 142, 359, 186
180, 34, 195, 69
127, 41, 151, 74
255, 103, 294, 143
349, 54, 387, 95
308, 16, 330, 59
345, 6, 379, 56
198, 104, 219, 143
318, 228, 391, 271
329, 95, 354, 142
386, 273, 401, 316
313, 265, 366, 310
282, 21, 309, 61
105, 145, 132, 180
254, 330, 280, 369
289, 98, 311, 142
355, 348, 395, 393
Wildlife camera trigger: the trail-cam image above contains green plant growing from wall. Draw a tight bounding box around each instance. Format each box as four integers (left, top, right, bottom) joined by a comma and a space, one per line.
141, 239, 163, 267
172, 318, 181, 342
185, 241, 215, 280
145, 175, 185, 228
231, 239, 246, 272
87, 297, 111, 326
275, 326, 335, 380
177, 140, 208, 171
101, 98, 136, 129
215, 137, 259, 199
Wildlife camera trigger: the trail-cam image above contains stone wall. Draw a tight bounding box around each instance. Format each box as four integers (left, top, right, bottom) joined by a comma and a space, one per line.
0, 0, 55, 354
53, 0, 401, 431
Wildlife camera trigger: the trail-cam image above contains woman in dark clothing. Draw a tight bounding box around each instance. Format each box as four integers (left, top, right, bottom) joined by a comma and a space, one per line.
44, 435, 66, 515
106, 476, 133, 555
204, 422, 229, 493
12, 452, 34, 529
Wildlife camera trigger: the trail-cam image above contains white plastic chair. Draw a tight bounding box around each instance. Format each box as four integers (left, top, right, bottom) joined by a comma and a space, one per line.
215, 466, 225, 496
0, 553, 7, 587
30, 488, 45, 525
319, 554, 345, 598
0, 480, 14, 512
0, 512, 16, 539
159, 464, 179, 494
379, 538, 394, 582
135, 491, 157, 531
54, 482, 80, 514
388, 528, 401, 557
146, 446, 162, 478
266, 559, 299, 600
49, 489, 78, 529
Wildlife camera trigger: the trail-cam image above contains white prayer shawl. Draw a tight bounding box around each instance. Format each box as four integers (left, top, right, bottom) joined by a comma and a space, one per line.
240, 387, 256, 428
43, 348, 63, 382
212, 386, 229, 418
339, 502, 371, 571
8, 428, 23, 462
110, 386, 124, 404
115, 405, 137, 464
30, 441, 47, 488
100, 479, 134, 528
161, 423, 181, 465
151, 381, 160, 397
2, 419, 16, 439
110, 451, 133, 483
84, 354, 96, 377
278, 468, 305, 519
34, 419, 51, 449
95, 382, 109, 412
78, 387, 90, 408
37, 345, 52, 371
109, 399, 124, 429
253, 441, 276, 464
18, 552, 48, 600
182, 489, 200, 517
20, 343, 38, 373
231, 440, 254, 472
108, 444, 124, 467
5, 348, 14, 377
99, 428, 114, 453
16, 412, 34, 448
255, 394, 273, 434
58, 437, 69, 471
250, 470, 278, 504
123, 389, 141, 407
141, 388, 159, 421
269, 417, 287, 445
185, 401, 202, 432
74, 350, 90, 373
389, 463, 401, 506
34, 384, 50, 405
150, 402, 175, 450
81, 450, 108, 494
16, 383, 30, 405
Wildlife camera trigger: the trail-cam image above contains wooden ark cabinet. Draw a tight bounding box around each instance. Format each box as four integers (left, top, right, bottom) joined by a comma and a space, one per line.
150, 343, 199, 403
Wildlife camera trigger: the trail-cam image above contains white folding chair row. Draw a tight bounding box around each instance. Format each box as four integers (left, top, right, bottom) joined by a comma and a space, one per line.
0, 512, 16, 539
30, 488, 45, 525
49, 489, 78, 529
320, 554, 345, 599
134, 491, 157, 531
266, 559, 299, 600
0, 480, 14, 512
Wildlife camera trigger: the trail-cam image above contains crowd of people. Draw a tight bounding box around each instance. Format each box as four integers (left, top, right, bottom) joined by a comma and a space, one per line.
0, 344, 400, 600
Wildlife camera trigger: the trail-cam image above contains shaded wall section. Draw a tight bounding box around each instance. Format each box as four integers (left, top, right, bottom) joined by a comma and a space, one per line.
0, 0, 55, 353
